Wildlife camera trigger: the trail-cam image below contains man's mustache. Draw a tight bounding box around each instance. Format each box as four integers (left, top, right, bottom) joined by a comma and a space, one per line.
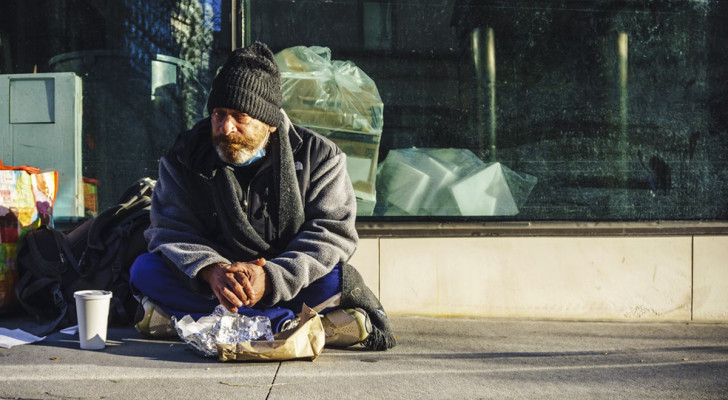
212, 133, 256, 148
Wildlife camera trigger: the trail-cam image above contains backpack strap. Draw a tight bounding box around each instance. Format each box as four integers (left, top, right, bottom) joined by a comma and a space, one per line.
116, 177, 155, 204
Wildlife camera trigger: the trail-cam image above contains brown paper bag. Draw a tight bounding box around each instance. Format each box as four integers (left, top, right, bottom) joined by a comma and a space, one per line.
216, 304, 325, 362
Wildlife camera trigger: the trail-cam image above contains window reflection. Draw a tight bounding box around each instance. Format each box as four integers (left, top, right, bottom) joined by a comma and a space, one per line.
1, 0, 224, 215
251, 0, 728, 220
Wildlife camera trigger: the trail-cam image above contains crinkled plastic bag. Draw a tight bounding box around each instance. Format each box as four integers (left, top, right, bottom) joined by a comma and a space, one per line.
275, 46, 383, 134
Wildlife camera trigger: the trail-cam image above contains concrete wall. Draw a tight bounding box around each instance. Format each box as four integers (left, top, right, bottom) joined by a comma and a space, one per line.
350, 236, 728, 322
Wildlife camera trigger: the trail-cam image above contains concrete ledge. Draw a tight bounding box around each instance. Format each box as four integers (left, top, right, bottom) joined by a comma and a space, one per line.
350, 235, 728, 322
694, 236, 728, 321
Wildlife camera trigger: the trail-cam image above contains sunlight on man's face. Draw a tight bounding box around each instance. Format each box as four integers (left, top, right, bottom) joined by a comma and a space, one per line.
210, 108, 276, 164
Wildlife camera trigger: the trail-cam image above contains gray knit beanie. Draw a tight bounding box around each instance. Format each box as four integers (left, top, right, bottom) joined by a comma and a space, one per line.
207, 42, 283, 128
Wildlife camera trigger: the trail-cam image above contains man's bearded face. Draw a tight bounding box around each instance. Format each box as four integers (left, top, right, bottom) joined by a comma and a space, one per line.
210, 108, 275, 164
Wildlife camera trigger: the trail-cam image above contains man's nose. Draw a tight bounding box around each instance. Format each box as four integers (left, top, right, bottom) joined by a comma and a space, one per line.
222, 115, 237, 133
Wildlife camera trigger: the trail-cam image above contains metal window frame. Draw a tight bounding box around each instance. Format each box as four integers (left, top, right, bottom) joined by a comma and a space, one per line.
221, 0, 248, 51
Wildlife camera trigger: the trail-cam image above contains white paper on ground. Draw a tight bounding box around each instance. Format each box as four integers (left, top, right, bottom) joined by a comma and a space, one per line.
60, 325, 79, 335
0, 328, 46, 349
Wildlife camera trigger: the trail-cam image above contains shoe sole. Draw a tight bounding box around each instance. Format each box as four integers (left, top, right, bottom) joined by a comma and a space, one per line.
323, 308, 372, 347
135, 301, 177, 338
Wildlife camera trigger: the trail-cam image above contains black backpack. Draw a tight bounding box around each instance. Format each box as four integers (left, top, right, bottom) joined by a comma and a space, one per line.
14, 177, 155, 335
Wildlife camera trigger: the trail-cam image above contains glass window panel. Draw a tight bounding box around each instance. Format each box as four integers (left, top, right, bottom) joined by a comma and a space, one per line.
248, 0, 728, 221
3, 1, 726, 222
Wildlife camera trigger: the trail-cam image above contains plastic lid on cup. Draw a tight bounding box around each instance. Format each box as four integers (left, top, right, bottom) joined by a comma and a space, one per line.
73, 290, 113, 299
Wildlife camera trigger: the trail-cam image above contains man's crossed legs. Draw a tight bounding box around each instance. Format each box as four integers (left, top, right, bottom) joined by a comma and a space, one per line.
129, 252, 371, 347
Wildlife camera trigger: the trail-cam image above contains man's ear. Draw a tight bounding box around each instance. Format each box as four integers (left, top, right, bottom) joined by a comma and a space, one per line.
269, 126, 277, 133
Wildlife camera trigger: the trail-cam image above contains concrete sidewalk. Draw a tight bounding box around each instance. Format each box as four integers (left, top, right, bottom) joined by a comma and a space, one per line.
1, 315, 727, 399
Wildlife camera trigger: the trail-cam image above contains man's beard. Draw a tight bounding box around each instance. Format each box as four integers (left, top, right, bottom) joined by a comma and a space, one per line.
212, 134, 261, 165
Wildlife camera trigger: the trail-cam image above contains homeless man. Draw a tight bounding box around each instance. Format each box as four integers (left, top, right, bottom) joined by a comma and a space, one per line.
128, 42, 395, 350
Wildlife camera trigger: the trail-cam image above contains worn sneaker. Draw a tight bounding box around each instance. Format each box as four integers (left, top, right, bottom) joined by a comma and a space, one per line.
134, 296, 177, 338
322, 308, 372, 347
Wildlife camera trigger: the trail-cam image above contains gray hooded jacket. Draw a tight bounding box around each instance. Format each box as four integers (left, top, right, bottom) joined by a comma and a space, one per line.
144, 112, 358, 307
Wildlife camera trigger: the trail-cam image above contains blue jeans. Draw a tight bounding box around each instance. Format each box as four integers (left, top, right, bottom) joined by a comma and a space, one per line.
129, 252, 341, 333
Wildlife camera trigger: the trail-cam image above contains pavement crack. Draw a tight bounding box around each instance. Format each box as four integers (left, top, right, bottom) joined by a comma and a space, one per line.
265, 362, 282, 400
44, 392, 116, 400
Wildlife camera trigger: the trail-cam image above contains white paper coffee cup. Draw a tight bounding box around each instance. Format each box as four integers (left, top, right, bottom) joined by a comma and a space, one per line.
74, 290, 113, 350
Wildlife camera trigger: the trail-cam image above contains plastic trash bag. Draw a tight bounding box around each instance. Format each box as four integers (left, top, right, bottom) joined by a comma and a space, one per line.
275, 46, 383, 134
